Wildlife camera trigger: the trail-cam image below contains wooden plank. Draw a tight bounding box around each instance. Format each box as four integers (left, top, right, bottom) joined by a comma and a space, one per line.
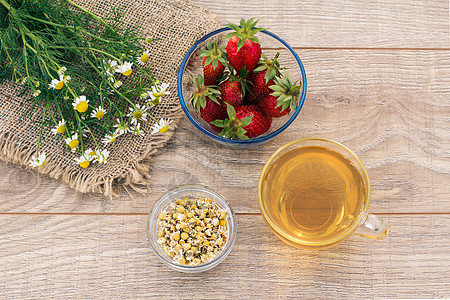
192, 0, 450, 48
0, 50, 447, 214
0, 214, 448, 298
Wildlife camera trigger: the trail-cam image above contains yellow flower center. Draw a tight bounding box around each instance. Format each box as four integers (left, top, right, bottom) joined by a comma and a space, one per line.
79, 160, 90, 168
159, 125, 169, 133
109, 136, 116, 143
140, 53, 149, 63
133, 110, 143, 119
76, 101, 88, 113
89, 151, 96, 157
122, 68, 132, 76
57, 125, 65, 134
95, 111, 104, 119
38, 161, 45, 167
151, 97, 160, 105
55, 81, 64, 90
68, 139, 79, 149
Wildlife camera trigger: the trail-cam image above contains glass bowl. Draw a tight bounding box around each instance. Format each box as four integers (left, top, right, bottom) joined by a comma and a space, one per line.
177, 27, 307, 147
147, 184, 237, 273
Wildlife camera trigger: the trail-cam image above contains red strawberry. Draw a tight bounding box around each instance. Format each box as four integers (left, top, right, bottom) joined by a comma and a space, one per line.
200, 98, 227, 132
219, 79, 243, 108
211, 103, 272, 139
260, 72, 302, 118
235, 105, 271, 138
190, 74, 224, 131
225, 18, 265, 77
200, 41, 226, 86
258, 95, 290, 117
246, 52, 281, 104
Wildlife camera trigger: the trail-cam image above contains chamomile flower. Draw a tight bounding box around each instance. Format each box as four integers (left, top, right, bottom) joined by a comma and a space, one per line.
63, 75, 71, 84
51, 119, 66, 134
29, 152, 46, 168
129, 123, 144, 136
72, 96, 89, 113
84, 148, 97, 161
57, 66, 67, 76
113, 119, 129, 135
91, 106, 106, 119
139, 50, 150, 65
140, 91, 150, 100
95, 149, 109, 164
32, 90, 41, 97
102, 133, 118, 144
115, 61, 133, 76
145, 37, 153, 43
113, 80, 123, 89
128, 104, 148, 125
48, 75, 64, 90
75, 154, 90, 169
65, 133, 79, 152
150, 118, 173, 135
149, 83, 170, 104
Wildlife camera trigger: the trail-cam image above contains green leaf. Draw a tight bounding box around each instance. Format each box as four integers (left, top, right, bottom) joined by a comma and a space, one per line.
237, 39, 245, 51
224, 32, 237, 39
211, 59, 217, 69
240, 114, 253, 127
211, 119, 226, 127
225, 102, 236, 118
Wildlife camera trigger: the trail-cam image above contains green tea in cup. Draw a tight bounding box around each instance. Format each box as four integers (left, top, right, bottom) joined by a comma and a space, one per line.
258, 138, 388, 249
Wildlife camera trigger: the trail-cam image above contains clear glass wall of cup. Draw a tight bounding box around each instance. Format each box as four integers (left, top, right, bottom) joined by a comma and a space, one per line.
258, 137, 389, 249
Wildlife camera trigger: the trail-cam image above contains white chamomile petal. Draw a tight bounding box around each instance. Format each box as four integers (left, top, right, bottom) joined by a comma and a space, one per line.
102, 133, 117, 144
29, 152, 46, 168
65, 133, 79, 151
95, 149, 109, 164
51, 119, 66, 134
75, 155, 90, 169
84, 148, 97, 161
150, 118, 173, 135
91, 106, 106, 119
72, 96, 89, 113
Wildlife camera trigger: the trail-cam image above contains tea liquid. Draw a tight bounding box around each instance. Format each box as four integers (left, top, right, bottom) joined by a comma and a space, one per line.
261, 146, 365, 244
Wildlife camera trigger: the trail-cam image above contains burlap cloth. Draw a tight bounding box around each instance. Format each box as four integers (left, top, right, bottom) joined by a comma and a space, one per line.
0, 0, 220, 197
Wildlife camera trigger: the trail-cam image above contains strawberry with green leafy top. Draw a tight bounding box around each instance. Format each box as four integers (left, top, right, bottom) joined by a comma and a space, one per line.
258, 72, 301, 118
200, 41, 227, 86
224, 18, 266, 77
246, 52, 281, 104
219, 67, 250, 108
212, 103, 271, 139
190, 75, 226, 132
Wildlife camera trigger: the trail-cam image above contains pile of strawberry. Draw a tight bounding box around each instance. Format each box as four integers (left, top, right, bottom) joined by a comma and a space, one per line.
190, 18, 301, 140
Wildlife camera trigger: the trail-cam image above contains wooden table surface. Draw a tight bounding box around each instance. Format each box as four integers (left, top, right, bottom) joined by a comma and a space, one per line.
1, 0, 449, 299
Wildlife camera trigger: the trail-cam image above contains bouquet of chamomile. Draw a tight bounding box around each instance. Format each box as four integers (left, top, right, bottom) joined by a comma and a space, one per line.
0, 0, 171, 168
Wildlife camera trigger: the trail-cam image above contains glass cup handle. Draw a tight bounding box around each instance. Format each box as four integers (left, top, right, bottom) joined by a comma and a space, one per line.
354, 214, 389, 240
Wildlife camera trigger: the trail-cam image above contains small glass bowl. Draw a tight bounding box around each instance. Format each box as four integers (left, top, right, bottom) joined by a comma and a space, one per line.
177, 27, 307, 147
147, 185, 237, 273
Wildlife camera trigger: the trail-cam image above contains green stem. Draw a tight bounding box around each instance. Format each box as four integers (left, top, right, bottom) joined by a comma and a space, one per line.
80, 120, 101, 151
23, 15, 115, 44
47, 45, 122, 62
19, 27, 30, 79
0, 0, 12, 11
66, 0, 118, 35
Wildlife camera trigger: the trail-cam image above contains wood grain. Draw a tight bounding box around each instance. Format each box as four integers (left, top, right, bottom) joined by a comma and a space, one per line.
0, 214, 448, 299
1, 50, 448, 214
192, 0, 450, 48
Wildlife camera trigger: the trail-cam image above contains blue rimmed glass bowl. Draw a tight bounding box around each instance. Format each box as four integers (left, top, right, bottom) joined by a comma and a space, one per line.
177, 27, 307, 147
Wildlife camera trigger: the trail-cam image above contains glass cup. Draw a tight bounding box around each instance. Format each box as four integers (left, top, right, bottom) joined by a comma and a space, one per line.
258, 137, 389, 249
